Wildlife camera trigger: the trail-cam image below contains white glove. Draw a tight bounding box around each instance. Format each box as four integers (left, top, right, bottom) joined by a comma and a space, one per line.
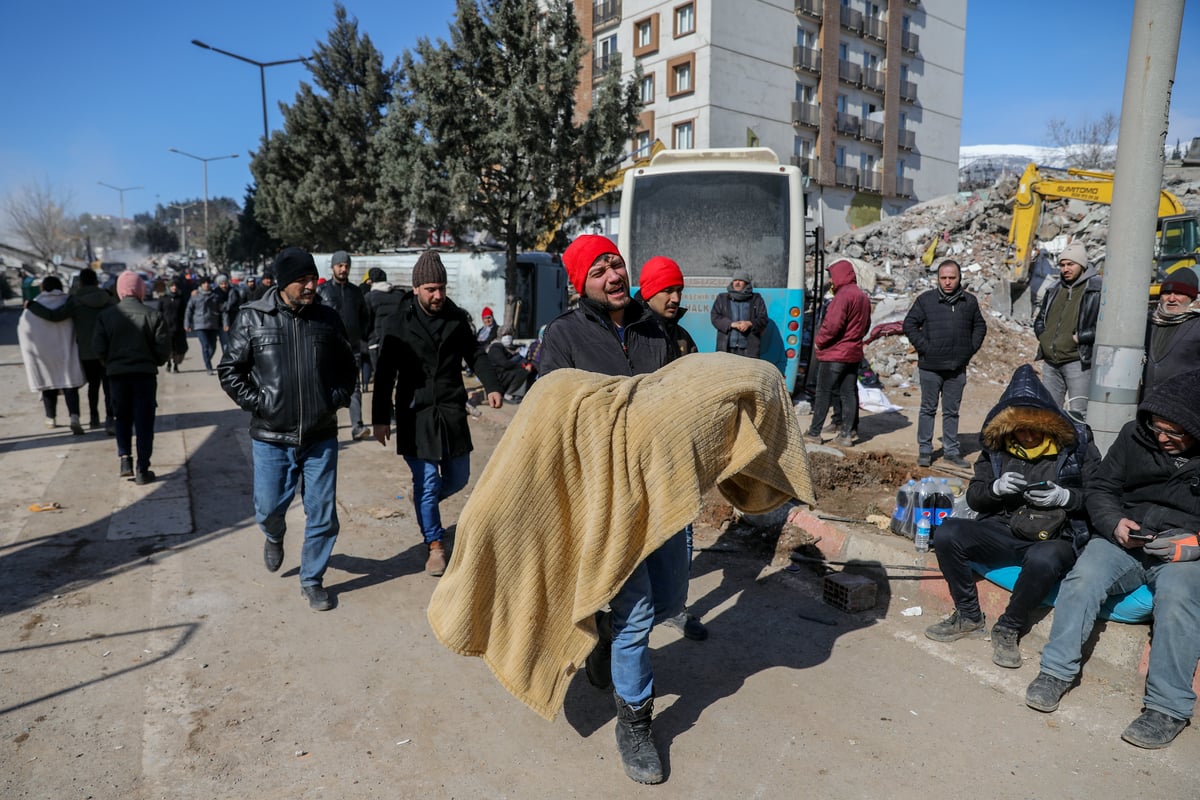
992, 471, 1027, 496
1025, 481, 1071, 508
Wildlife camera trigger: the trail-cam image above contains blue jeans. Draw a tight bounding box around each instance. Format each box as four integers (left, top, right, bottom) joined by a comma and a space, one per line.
611, 530, 690, 705
1040, 537, 1200, 720
1040, 360, 1090, 420
404, 454, 471, 544
109, 374, 157, 473
252, 438, 340, 587
917, 367, 966, 457
195, 329, 218, 372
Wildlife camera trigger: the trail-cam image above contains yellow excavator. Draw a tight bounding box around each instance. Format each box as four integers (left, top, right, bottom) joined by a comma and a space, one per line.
535, 139, 665, 251
1006, 162, 1199, 296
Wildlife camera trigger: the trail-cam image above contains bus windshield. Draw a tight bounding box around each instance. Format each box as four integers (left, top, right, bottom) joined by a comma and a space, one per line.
625, 170, 791, 287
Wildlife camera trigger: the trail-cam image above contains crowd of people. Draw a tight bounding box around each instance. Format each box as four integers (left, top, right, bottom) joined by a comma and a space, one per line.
14, 236, 1200, 777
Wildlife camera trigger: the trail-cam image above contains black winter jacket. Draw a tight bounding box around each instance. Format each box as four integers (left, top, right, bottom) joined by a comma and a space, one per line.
317, 279, 369, 349
1034, 272, 1103, 368
710, 291, 769, 357
365, 283, 405, 351
371, 293, 501, 461
217, 289, 357, 447
902, 288, 987, 371
540, 298, 673, 377
93, 297, 170, 376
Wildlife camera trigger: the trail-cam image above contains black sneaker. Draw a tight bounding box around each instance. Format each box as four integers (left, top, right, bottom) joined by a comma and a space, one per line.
664, 611, 709, 641
134, 470, 156, 485
924, 609, 986, 642
301, 584, 334, 611
263, 538, 284, 572
586, 610, 613, 689
1121, 709, 1188, 749
944, 453, 970, 468
119, 455, 134, 477
1025, 672, 1073, 712
917, 454, 932, 468
991, 624, 1021, 668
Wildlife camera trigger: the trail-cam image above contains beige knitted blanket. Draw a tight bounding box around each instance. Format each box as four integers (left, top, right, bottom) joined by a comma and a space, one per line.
427, 352, 815, 720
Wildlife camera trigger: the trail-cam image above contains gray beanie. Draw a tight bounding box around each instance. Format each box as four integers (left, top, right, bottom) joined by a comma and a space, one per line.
1058, 242, 1089, 269
412, 251, 448, 287
731, 269, 752, 284
331, 250, 351, 266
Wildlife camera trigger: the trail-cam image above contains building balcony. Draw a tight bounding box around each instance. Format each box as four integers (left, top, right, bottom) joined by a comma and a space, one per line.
896, 176, 915, 197
898, 128, 916, 150
835, 165, 860, 188
838, 59, 862, 86
840, 6, 863, 33
593, 53, 618, 79
863, 16, 887, 42
795, 0, 822, 19
862, 67, 885, 93
901, 31, 920, 53
593, 0, 621, 32
860, 170, 883, 193
790, 155, 817, 179
835, 111, 861, 137
792, 101, 820, 128
861, 119, 884, 143
900, 80, 918, 101
794, 45, 821, 73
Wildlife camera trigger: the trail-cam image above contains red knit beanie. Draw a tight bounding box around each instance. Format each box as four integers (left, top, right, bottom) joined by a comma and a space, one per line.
482, 306, 494, 319
116, 270, 145, 301
638, 256, 684, 299
562, 234, 620, 294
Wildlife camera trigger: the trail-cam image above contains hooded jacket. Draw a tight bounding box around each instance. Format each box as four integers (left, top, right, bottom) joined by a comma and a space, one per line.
1087, 367, 1200, 541
966, 364, 1101, 552
1034, 264, 1102, 368
217, 288, 357, 447
902, 283, 986, 371
815, 260, 871, 364
93, 297, 170, 376
371, 292, 501, 461
24, 283, 116, 361
185, 286, 224, 332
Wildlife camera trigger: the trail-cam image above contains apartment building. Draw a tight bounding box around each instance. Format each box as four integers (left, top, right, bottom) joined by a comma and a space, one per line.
574, 0, 966, 238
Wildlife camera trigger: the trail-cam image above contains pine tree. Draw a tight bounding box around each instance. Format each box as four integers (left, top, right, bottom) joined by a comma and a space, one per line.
251, 4, 397, 251
389, 0, 641, 305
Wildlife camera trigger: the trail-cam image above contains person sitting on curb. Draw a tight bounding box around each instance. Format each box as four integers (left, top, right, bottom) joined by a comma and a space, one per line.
486, 326, 534, 404
924, 364, 1100, 669
1024, 367, 1200, 750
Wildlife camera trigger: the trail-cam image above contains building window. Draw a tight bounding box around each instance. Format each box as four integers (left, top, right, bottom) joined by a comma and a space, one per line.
674, 3, 695, 38
633, 13, 660, 58
635, 130, 653, 158
667, 53, 696, 98
835, 146, 846, 166
896, 158, 906, 177
640, 73, 655, 104
673, 120, 694, 149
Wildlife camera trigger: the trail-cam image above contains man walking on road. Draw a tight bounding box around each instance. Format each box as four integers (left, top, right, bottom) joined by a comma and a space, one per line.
317, 250, 371, 440
185, 276, 224, 375
1033, 242, 1101, 420
902, 259, 987, 468
218, 248, 358, 611
93, 272, 170, 483
539, 234, 680, 785
371, 251, 502, 577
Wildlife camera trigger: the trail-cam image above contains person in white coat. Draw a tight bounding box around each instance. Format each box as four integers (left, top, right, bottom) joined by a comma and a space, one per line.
18, 275, 86, 434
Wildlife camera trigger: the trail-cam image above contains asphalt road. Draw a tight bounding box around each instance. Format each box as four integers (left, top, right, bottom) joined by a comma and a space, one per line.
1, 302, 1197, 798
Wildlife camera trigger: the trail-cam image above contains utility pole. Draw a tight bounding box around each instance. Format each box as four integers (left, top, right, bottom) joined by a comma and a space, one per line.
97, 182, 143, 227
1087, 0, 1186, 453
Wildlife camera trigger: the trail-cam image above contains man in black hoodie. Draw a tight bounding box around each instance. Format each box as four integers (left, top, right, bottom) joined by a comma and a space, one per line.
1025, 368, 1200, 749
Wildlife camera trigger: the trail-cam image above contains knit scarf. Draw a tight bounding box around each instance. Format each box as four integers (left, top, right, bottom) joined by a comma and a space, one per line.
1007, 436, 1058, 460
1151, 307, 1200, 327
938, 286, 965, 305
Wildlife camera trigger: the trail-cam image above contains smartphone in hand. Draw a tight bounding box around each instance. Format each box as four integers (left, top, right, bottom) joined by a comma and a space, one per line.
1127, 531, 1158, 542
1023, 481, 1049, 493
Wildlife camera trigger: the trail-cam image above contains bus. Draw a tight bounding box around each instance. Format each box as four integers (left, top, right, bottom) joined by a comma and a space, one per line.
618, 147, 807, 391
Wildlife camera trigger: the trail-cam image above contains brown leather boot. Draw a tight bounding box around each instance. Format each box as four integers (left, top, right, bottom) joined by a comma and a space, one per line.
426, 540, 447, 576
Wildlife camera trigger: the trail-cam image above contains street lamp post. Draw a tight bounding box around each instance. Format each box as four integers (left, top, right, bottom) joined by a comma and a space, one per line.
167, 148, 238, 254
96, 181, 143, 227
168, 202, 200, 254
191, 39, 309, 143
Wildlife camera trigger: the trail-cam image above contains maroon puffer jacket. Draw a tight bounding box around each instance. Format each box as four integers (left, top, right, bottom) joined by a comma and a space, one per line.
815, 260, 871, 364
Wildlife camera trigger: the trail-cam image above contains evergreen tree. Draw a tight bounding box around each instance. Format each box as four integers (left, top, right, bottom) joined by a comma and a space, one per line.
251, 3, 397, 251
391, 0, 641, 304
235, 185, 282, 271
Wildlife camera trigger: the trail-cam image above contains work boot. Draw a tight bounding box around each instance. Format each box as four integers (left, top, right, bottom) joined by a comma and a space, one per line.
119, 455, 134, 477
917, 453, 932, 468
1121, 709, 1188, 749
585, 610, 613, 689
263, 538, 284, 572
991, 624, 1022, 668
134, 470, 156, 485
944, 453, 970, 468
1025, 672, 1072, 713
803, 432, 822, 445
665, 610, 709, 641
924, 609, 986, 642
835, 435, 854, 448
613, 692, 664, 784
426, 540, 448, 577
69, 415, 85, 436
301, 584, 334, 611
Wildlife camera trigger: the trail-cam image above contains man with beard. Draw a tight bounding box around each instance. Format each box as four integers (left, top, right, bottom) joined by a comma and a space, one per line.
539, 235, 679, 785
218, 248, 358, 611
1142, 269, 1200, 398
1033, 242, 1102, 419
371, 251, 503, 577
317, 251, 371, 440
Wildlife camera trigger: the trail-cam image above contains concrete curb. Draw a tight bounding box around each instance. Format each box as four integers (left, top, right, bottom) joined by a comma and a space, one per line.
786, 509, 1168, 695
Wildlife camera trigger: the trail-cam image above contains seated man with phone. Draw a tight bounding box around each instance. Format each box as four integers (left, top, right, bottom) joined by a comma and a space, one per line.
1026, 368, 1200, 750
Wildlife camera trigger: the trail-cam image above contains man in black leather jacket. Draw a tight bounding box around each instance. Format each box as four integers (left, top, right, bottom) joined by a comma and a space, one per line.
218, 247, 358, 612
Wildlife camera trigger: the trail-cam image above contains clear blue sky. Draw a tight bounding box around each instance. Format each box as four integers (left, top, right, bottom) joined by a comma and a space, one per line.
1, 0, 1196, 224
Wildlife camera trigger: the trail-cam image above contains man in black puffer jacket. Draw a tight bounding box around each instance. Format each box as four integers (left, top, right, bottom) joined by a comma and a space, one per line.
218, 247, 358, 612
902, 258, 987, 468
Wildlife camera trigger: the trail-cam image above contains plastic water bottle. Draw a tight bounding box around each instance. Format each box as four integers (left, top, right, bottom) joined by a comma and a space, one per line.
914, 511, 932, 553
891, 479, 917, 536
